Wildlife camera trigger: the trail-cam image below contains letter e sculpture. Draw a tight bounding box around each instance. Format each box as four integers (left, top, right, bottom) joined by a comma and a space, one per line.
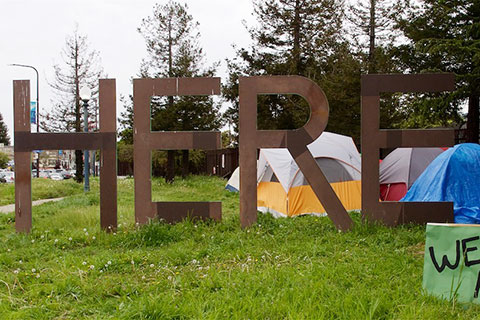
361, 73, 455, 226
133, 77, 222, 224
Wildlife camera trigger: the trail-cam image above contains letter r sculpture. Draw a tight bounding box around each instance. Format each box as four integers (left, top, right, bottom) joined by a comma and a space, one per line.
239, 76, 354, 231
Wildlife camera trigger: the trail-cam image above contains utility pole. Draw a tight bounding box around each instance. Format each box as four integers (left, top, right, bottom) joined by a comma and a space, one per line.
9, 64, 40, 177
80, 87, 91, 192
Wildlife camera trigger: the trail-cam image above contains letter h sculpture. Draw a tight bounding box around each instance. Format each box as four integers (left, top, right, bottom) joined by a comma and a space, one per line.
13, 79, 117, 233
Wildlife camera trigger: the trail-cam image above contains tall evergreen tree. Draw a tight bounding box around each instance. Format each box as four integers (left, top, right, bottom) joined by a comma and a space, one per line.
44, 28, 104, 182
347, 0, 402, 73
118, 95, 134, 145
0, 112, 10, 146
134, 1, 221, 181
346, 0, 415, 139
397, 0, 480, 141
224, 0, 363, 143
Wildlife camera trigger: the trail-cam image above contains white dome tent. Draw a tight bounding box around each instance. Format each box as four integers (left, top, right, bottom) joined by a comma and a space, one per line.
227, 132, 362, 217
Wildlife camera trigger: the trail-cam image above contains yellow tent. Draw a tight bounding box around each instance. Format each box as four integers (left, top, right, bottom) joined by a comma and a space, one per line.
257, 132, 362, 217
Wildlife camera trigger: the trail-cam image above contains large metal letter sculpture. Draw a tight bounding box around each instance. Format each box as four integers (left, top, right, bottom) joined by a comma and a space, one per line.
361, 74, 455, 226
239, 76, 354, 231
13, 79, 117, 232
133, 77, 222, 224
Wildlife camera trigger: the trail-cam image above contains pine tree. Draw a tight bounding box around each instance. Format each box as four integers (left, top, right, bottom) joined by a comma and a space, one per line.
44, 27, 104, 182
347, 0, 403, 73
118, 94, 134, 145
397, 0, 480, 141
0, 112, 10, 146
135, 1, 221, 181
223, 0, 363, 142
346, 0, 464, 136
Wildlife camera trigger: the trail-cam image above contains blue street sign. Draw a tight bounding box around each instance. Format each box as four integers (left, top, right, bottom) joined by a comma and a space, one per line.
30, 101, 37, 124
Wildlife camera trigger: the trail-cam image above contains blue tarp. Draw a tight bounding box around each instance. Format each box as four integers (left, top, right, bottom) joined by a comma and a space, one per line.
401, 143, 480, 224
225, 184, 239, 192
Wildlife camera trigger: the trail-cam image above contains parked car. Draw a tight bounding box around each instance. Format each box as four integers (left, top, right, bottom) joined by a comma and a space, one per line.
49, 172, 64, 181
56, 169, 72, 179
39, 170, 50, 179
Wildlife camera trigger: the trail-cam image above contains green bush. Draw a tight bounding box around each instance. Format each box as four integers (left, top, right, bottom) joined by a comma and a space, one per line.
0, 151, 9, 169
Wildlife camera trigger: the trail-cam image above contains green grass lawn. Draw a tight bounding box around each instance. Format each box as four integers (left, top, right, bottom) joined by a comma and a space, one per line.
0, 178, 84, 206
0, 176, 479, 319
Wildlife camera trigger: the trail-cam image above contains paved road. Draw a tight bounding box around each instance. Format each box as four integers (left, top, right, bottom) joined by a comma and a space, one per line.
0, 197, 65, 214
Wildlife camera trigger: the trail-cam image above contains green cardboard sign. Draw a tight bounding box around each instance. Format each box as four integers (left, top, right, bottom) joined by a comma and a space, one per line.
423, 223, 480, 303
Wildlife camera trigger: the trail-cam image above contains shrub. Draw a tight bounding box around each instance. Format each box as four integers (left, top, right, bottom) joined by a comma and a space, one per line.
0, 151, 9, 169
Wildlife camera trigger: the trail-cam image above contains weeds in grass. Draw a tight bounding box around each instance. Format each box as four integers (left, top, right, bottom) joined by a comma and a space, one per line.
0, 178, 83, 206
0, 176, 478, 318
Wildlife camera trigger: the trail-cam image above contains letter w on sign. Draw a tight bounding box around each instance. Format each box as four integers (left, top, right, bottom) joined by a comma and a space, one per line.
423, 223, 480, 304
239, 76, 353, 231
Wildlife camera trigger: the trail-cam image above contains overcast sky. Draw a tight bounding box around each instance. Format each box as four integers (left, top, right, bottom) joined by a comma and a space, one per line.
0, 0, 256, 142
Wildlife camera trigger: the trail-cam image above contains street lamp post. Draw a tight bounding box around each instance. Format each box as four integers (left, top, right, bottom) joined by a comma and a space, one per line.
9, 64, 40, 178
80, 87, 91, 192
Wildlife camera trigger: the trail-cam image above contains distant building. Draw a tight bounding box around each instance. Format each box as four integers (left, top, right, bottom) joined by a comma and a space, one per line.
0, 143, 13, 160
37, 149, 76, 169
1, 144, 78, 170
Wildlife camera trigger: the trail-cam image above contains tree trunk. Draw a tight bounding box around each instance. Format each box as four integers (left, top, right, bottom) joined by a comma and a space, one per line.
181, 150, 189, 178
74, 39, 83, 183
165, 90, 176, 183
292, 0, 301, 74
368, 0, 376, 74
165, 23, 175, 184
74, 149, 83, 183
466, 94, 479, 143
166, 150, 175, 183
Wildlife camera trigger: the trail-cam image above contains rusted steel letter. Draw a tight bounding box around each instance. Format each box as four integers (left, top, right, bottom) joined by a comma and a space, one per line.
13, 79, 117, 232
133, 77, 222, 224
239, 76, 354, 231
361, 73, 455, 226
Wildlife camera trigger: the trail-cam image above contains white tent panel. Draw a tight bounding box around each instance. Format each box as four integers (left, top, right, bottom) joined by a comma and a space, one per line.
307, 132, 361, 171
258, 148, 296, 193
257, 132, 361, 192
225, 167, 240, 192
